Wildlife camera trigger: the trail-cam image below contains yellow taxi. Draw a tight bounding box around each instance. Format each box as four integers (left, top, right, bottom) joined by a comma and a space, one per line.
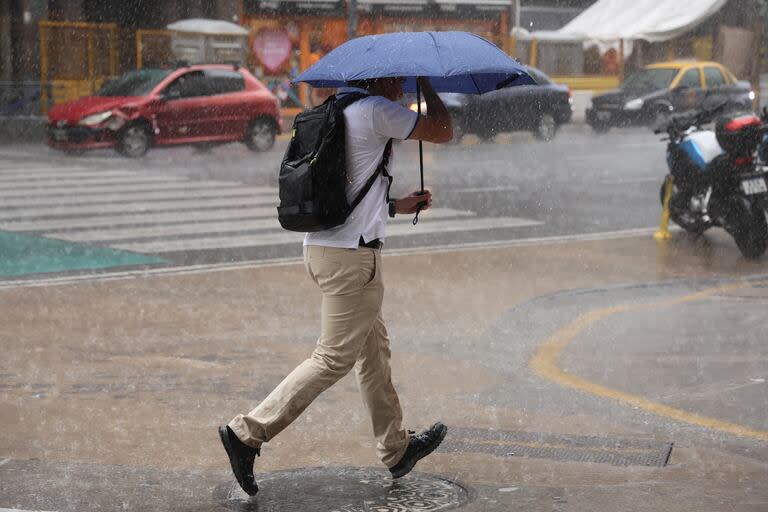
586, 60, 755, 132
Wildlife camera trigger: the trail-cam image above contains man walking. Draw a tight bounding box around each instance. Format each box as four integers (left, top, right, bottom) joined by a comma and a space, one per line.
219, 76, 453, 496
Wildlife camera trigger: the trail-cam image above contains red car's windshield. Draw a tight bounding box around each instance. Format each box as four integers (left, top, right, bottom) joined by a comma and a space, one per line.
97, 69, 173, 97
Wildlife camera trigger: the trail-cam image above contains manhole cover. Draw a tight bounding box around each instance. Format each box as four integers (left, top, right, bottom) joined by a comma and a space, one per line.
216, 466, 471, 512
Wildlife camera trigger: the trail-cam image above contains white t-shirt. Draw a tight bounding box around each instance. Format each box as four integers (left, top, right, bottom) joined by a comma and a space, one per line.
304, 88, 418, 249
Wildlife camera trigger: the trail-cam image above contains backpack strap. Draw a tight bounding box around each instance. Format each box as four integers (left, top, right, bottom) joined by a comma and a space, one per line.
336, 92, 394, 209
309, 93, 369, 156
350, 138, 394, 211
334, 92, 369, 111
381, 140, 394, 202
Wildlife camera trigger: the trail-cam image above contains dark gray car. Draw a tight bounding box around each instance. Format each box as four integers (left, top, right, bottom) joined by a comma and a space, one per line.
586, 61, 754, 133
406, 67, 573, 143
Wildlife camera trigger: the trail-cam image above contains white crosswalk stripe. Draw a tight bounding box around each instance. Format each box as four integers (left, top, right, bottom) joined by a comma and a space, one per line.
0, 197, 270, 219
0, 207, 277, 231
0, 508, 58, 512
1, 177, 205, 192
111, 216, 542, 253
0, 186, 274, 207
42, 208, 477, 243
0, 163, 94, 172
1, 163, 543, 255
0, 171, 152, 183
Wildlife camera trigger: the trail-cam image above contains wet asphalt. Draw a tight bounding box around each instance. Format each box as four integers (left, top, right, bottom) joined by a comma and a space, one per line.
1, 126, 767, 511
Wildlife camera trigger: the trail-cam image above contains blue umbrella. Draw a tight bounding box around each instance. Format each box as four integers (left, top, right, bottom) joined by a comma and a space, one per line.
294, 31, 536, 223
294, 31, 535, 93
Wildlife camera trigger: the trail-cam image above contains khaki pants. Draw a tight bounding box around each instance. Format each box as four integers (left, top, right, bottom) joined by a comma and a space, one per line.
228, 245, 408, 468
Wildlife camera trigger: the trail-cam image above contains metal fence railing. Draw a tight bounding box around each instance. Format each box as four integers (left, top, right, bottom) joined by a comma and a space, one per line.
0, 81, 43, 116
38, 21, 118, 114
0, 80, 113, 117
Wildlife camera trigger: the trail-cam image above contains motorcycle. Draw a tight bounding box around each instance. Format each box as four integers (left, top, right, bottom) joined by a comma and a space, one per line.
759, 106, 768, 164
655, 103, 768, 258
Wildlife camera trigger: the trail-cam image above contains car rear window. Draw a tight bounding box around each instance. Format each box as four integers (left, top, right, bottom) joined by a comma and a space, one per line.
97, 69, 173, 97
205, 70, 245, 95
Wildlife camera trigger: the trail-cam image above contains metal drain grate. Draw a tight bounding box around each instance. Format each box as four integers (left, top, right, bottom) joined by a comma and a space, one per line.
442, 427, 673, 467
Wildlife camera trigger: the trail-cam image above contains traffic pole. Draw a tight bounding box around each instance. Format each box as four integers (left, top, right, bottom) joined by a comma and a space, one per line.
347, 0, 358, 40
654, 174, 674, 241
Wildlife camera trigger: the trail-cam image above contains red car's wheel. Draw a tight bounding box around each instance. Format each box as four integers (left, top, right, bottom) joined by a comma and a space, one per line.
117, 123, 151, 158
246, 118, 276, 152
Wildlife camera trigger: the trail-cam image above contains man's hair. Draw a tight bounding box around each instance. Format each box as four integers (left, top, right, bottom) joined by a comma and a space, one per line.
347, 79, 377, 89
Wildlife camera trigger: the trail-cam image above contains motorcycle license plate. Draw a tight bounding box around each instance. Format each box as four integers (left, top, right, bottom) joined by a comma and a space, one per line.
741, 177, 768, 195
596, 110, 611, 121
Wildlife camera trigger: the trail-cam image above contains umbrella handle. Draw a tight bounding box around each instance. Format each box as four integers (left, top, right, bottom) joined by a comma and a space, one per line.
414, 82, 424, 225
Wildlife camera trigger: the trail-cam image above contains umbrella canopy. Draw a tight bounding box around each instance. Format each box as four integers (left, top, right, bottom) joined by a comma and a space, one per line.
294, 31, 535, 94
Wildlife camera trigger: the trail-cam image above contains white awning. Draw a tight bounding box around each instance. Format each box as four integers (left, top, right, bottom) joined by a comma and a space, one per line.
555, 0, 728, 52
359, 0, 510, 4
512, 27, 583, 43
167, 18, 250, 36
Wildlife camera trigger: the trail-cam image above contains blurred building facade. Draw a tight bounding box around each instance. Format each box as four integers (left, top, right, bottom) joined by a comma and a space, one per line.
242, 0, 593, 106
0, 0, 592, 82
0, 0, 241, 81
0, 0, 594, 113
2, 0, 761, 114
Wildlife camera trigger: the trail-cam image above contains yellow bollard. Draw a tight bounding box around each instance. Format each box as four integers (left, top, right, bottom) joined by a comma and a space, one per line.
654, 174, 674, 241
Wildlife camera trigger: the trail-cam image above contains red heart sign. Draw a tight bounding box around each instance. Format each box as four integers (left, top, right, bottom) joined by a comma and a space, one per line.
253, 28, 292, 73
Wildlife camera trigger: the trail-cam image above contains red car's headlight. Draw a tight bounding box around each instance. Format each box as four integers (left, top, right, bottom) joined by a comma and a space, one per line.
78, 111, 113, 126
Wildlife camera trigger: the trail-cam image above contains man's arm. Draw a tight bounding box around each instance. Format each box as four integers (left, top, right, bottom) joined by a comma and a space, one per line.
407, 77, 453, 144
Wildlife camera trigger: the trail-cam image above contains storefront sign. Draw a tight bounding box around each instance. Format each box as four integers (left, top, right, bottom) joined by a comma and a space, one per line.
245, 0, 342, 15
253, 28, 292, 73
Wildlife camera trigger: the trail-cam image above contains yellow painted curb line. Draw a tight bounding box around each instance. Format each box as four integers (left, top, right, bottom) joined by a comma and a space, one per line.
529, 282, 768, 441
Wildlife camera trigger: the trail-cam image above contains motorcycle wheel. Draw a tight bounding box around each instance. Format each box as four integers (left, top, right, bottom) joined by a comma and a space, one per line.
659, 182, 707, 234
590, 122, 610, 134
725, 197, 768, 259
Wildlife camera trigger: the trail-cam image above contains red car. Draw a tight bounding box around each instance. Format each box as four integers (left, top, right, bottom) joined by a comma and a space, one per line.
47, 64, 283, 157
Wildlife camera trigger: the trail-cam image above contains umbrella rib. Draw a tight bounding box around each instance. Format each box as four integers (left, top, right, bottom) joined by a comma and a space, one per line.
470, 73, 481, 94
428, 32, 443, 77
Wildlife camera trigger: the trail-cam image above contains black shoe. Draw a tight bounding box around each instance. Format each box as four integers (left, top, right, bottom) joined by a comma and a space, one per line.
389, 422, 448, 479
218, 425, 260, 496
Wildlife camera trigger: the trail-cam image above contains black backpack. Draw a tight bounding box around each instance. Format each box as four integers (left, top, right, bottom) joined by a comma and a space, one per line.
277, 93, 393, 232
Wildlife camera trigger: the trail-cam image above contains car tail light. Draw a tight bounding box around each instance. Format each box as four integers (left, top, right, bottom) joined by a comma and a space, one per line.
566, 87, 572, 98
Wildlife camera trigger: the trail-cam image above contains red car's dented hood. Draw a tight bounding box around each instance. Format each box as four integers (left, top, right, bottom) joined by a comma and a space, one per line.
47, 96, 146, 124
